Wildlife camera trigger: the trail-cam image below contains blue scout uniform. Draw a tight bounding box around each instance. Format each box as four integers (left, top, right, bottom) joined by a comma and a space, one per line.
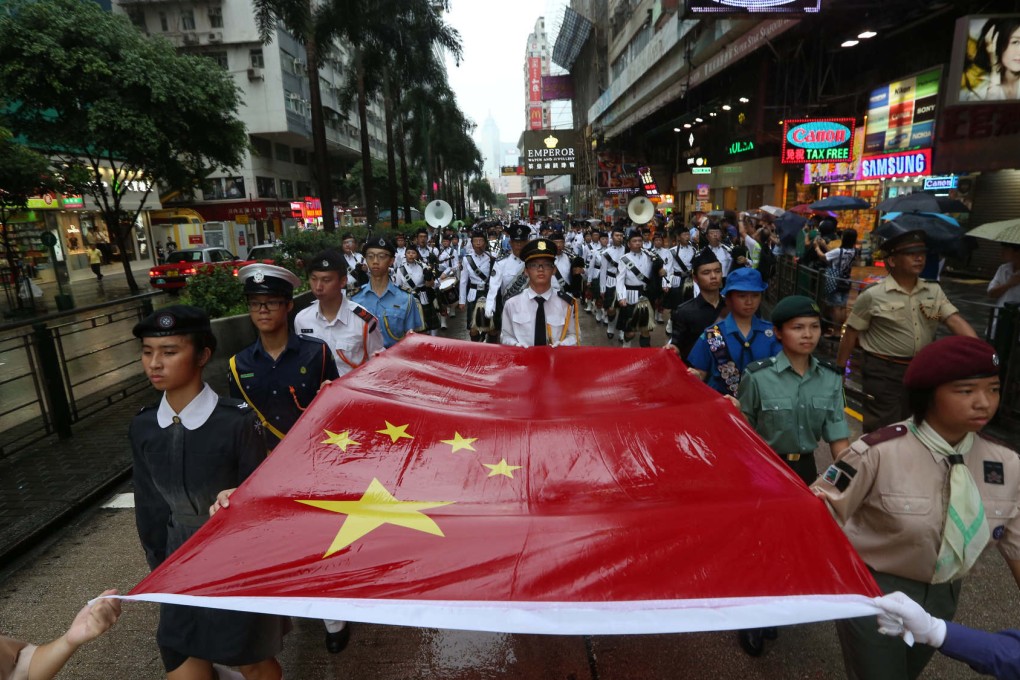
351, 280, 424, 348
687, 314, 781, 395
228, 332, 338, 450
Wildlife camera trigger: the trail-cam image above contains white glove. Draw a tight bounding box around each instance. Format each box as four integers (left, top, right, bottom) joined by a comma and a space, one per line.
484, 301, 495, 319
874, 591, 947, 648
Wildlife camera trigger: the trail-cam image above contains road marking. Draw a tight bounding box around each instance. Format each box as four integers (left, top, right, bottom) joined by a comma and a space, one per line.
844, 407, 863, 422
101, 493, 135, 509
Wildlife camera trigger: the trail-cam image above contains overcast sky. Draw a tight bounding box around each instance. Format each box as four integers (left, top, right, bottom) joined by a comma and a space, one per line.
443, 0, 568, 150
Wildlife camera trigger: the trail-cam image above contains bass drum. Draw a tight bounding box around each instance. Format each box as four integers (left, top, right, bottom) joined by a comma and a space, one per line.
438, 277, 458, 305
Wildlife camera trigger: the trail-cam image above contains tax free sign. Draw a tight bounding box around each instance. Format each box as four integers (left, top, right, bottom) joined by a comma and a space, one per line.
781, 118, 857, 164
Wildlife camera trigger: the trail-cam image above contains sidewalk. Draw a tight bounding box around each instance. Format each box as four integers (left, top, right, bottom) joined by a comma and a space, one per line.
4, 260, 157, 319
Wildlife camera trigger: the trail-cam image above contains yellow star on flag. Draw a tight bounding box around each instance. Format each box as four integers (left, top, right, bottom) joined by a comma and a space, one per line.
376, 421, 414, 444
321, 430, 359, 452
483, 459, 522, 479
440, 432, 478, 453
296, 478, 454, 557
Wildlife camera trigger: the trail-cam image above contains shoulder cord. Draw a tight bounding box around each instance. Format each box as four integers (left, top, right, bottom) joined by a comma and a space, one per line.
229, 356, 287, 441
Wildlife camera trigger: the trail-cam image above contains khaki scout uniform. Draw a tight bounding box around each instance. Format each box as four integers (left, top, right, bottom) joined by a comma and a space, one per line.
811, 423, 1020, 680
846, 278, 959, 432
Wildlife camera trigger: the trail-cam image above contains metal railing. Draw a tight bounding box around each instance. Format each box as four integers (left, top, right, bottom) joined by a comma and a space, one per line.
0, 293, 162, 458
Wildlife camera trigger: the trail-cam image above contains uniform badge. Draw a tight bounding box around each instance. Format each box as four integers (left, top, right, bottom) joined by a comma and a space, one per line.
253, 271, 265, 283
538, 241, 547, 251
157, 313, 175, 329
984, 461, 1005, 485
322, 259, 329, 267
765, 329, 774, 337
300, 366, 307, 374
993, 525, 1006, 540
993, 353, 1000, 367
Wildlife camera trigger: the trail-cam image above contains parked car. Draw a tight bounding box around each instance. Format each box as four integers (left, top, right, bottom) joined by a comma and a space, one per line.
149, 247, 245, 291
245, 244, 282, 261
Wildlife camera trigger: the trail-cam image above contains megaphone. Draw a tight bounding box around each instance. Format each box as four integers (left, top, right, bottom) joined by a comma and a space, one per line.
424, 200, 453, 228
627, 196, 655, 225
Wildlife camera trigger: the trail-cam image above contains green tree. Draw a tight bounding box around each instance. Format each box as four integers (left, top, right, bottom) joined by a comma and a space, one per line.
0, 127, 57, 311
468, 177, 497, 214
0, 0, 248, 292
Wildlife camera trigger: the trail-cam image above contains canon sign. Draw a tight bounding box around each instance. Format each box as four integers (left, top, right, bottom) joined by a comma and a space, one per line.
781, 118, 857, 164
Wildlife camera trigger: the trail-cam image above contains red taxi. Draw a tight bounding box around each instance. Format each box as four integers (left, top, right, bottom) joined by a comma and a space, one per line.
149, 247, 246, 291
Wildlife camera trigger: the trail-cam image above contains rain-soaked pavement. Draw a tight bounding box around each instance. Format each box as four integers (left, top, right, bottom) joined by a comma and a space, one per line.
1, 284, 1015, 679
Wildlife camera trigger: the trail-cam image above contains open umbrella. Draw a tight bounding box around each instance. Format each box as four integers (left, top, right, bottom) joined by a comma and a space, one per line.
808, 196, 871, 211
936, 197, 970, 213
882, 211, 960, 227
876, 193, 941, 213
759, 205, 785, 218
774, 211, 807, 246
586, 218, 602, 226
873, 213, 962, 247
967, 218, 1020, 245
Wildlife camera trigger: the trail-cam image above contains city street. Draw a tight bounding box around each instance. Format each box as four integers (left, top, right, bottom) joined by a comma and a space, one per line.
0, 307, 1016, 679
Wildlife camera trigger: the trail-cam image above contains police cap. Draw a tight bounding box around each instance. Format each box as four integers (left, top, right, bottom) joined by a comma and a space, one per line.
133, 304, 211, 338
238, 263, 302, 298
520, 238, 557, 262
771, 295, 821, 328
306, 249, 347, 276
508, 223, 531, 241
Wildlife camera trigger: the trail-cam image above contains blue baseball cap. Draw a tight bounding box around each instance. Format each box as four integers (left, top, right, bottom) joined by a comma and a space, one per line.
721, 267, 768, 296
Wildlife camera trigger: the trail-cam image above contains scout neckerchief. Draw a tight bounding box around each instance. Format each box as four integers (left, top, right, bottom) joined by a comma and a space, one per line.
705, 324, 742, 396
909, 420, 990, 583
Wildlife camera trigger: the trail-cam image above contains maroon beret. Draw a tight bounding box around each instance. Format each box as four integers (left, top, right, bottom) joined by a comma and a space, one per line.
903, 336, 1000, 389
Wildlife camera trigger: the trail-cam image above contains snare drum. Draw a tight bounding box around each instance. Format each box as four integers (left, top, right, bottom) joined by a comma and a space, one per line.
438, 277, 458, 305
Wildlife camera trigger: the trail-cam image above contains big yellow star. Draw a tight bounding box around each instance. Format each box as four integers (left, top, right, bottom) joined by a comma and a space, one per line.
376, 421, 414, 444
296, 478, 454, 557
321, 430, 359, 452
440, 432, 478, 453
483, 459, 522, 479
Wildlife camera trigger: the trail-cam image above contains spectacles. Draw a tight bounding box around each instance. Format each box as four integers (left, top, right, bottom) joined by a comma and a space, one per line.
526, 262, 554, 271
365, 253, 391, 262
247, 299, 287, 312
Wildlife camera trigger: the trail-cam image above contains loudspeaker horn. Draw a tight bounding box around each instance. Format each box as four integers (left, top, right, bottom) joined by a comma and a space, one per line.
627, 196, 655, 225
425, 199, 453, 228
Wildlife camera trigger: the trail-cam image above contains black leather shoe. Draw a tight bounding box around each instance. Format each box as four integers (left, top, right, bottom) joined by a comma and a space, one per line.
325, 626, 350, 654
763, 626, 778, 640
738, 629, 765, 657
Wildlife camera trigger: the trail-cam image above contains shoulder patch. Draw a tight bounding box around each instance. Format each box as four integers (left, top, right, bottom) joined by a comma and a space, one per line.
351, 303, 377, 326
297, 334, 329, 347
746, 357, 776, 374
861, 423, 909, 446
216, 396, 248, 410
557, 290, 575, 304
978, 431, 1019, 454
137, 404, 158, 414
817, 358, 842, 374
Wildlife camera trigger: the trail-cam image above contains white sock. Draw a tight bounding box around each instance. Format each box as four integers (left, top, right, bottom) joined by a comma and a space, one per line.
213, 665, 246, 680
324, 619, 347, 633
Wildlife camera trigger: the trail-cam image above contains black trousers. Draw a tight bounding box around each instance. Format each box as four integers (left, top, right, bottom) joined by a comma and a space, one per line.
860, 352, 911, 433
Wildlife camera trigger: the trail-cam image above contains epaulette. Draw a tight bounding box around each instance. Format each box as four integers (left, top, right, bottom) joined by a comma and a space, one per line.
216, 396, 249, 410
296, 334, 329, 348
817, 358, 843, 374
495, 252, 510, 262
350, 302, 378, 331
557, 290, 575, 304
978, 431, 1019, 454
746, 356, 776, 374
137, 404, 158, 414
861, 422, 909, 446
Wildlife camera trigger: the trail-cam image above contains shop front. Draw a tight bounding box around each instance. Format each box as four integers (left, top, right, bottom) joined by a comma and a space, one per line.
673, 156, 783, 216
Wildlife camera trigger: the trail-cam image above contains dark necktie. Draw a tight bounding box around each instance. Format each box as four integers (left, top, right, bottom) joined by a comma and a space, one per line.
534, 296, 547, 346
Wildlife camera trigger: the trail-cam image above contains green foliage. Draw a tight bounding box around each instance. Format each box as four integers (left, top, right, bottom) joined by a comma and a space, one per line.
0, 127, 55, 221
180, 267, 247, 320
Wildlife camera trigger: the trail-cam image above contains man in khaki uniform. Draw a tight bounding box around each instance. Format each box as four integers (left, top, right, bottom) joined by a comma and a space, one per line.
812, 336, 1020, 680
835, 231, 976, 432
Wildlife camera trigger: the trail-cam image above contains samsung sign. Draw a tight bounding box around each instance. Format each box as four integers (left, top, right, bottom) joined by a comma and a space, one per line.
781, 118, 856, 164
860, 149, 933, 180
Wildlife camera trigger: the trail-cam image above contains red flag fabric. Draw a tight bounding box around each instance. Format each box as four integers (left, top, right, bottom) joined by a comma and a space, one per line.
126, 336, 881, 634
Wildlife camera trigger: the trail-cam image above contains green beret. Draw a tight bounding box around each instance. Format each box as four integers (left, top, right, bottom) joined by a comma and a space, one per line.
771, 295, 821, 328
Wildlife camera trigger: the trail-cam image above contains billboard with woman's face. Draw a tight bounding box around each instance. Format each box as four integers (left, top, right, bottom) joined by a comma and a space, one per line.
947, 15, 1020, 103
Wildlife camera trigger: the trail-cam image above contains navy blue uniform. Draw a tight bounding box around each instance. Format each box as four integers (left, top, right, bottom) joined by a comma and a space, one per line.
228, 333, 339, 449
687, 314, 781, 395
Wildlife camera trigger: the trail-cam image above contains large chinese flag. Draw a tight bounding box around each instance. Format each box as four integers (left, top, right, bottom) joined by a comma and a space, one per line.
126, 335, 880, 634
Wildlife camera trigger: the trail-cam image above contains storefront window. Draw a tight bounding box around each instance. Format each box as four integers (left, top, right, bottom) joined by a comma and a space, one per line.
256, 176, 277, 198
202, 177, 246, 200
279, 179, 294, 198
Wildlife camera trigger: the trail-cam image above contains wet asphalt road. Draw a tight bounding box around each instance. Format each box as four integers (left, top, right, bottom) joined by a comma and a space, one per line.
0, 297, 1013, 679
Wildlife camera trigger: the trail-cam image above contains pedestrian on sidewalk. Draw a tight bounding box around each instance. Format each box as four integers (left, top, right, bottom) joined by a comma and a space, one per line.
1, 590, 120, 680
835, 230, 976, 433
87, 243, 103, 281
131, 304, 286, 679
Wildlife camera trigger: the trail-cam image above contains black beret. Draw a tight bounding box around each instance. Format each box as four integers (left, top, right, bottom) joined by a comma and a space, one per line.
470, 230, 486, 240
690, 249, 720, 273
904, 337, 1000, 390
306, 249, 347, 275
508, 224, 530, 241
133, 305, 211, 338
341, 232, 355, 241
521, 238, 557, 262
771, 295, 821, 328
238, 263, 301, 297
362, 236, 396, 256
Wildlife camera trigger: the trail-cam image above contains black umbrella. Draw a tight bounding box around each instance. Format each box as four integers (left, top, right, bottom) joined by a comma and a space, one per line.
936, 197, 970, 213
876, 193, 941, 213
873, 213, 962, 248
774, 211, 807, 246
808, 196, 871, 210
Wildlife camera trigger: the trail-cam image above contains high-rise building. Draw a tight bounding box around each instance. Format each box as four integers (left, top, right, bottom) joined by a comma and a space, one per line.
524, 16, 552, 132
114, 0, 386, 241
480, 113, 502, 180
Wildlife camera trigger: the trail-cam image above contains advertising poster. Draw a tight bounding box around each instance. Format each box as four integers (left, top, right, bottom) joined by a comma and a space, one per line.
863, 67, 941, 155
521, 130, 582, 176
596, 153, 640, 190
528, 106, 543, 131
688, 0, 820, 14
781, 119, 856, 164
946, 15, 1020, 104
541, 75, 575, 101
528, 57, 542, 103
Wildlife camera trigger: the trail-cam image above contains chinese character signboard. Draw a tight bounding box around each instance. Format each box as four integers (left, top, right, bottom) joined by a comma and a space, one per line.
541, 75, 574, 101
638, 167, 659, 197
522, 130, 582, 176
528, 57, 542, 103
781, 118, 856, 164
863, 67, 940, 155
501, 166, 525, 176
688, 0, 820, 14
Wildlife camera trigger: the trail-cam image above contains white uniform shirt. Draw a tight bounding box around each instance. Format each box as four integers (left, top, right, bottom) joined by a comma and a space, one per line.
551, 252, 571, 291
709, 244, 733, 277
437, 246, 459, 278
295, 298, 384, 375
587, 243, 605, 283
990, 263, 1020, 308
459, 250, 493, 304
394, 246, 407, 269
617, 250, 655, 303
599, 244, 625, 293
500, 288, 579, 348
484, 254, 525, 316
